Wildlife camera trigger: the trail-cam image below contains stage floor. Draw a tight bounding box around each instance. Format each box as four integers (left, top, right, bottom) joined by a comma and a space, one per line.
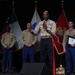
0, 73, 19, 75
0, 73, 75, 75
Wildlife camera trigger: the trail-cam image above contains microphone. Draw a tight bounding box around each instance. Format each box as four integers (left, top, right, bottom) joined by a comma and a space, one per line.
43, 20, 46, 23
43, 20, 46, 29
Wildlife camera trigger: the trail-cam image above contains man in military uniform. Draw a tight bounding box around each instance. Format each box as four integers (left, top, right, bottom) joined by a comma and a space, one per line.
31, 10, 56, 75
63, 21, 75, 75
1, 26, 16, 74
21, 23, 37, 64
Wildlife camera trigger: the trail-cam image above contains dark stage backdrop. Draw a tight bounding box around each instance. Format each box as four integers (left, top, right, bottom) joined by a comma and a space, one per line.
0, 0, 75, 30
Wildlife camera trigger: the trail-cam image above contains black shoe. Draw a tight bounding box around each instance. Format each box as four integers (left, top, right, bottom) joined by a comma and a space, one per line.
66, 73, 70, 75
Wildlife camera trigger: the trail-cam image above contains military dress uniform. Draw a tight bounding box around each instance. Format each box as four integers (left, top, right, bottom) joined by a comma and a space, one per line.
1, 32, 16, 73
63, 28, 75, 73
33, 19, 56, 74
21, 29, 37, 64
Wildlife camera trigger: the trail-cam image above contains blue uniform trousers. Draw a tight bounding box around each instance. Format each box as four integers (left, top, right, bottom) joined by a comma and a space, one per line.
66, 45, 75, 73
2, 48, 12, 73
22, 45, 34, 64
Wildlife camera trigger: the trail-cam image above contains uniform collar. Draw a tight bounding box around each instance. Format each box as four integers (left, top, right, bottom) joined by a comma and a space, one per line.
43, 19, 50, 22
69, 28, 74, 31
26, 29, 32, 31
6, 32, 11, 34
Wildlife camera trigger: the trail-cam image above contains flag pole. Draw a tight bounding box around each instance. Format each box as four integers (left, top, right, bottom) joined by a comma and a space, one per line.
12, 1, 14, 11
11, 1, 14, 32
35, 0, 37, 23
58, 0, 65, 74
56, 0, 65, 74
59, 0, 64, 66
61, 0, 64, 8
35, 0, 37, 9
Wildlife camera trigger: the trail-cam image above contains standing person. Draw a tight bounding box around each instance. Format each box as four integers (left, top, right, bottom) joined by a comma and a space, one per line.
21, 23, 37, 64
1, 26, 16, 74
63, 21, 75, 75
31, 10, 56, 75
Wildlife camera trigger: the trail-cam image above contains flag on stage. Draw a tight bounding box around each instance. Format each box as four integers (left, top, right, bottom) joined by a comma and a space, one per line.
31, 8, 41, 53
6, 9, 22, 50
31, 8, 41, 41
53, 9, 68, 55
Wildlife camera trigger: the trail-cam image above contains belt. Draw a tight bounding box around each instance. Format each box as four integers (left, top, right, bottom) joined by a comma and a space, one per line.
41, 36, 51, 38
